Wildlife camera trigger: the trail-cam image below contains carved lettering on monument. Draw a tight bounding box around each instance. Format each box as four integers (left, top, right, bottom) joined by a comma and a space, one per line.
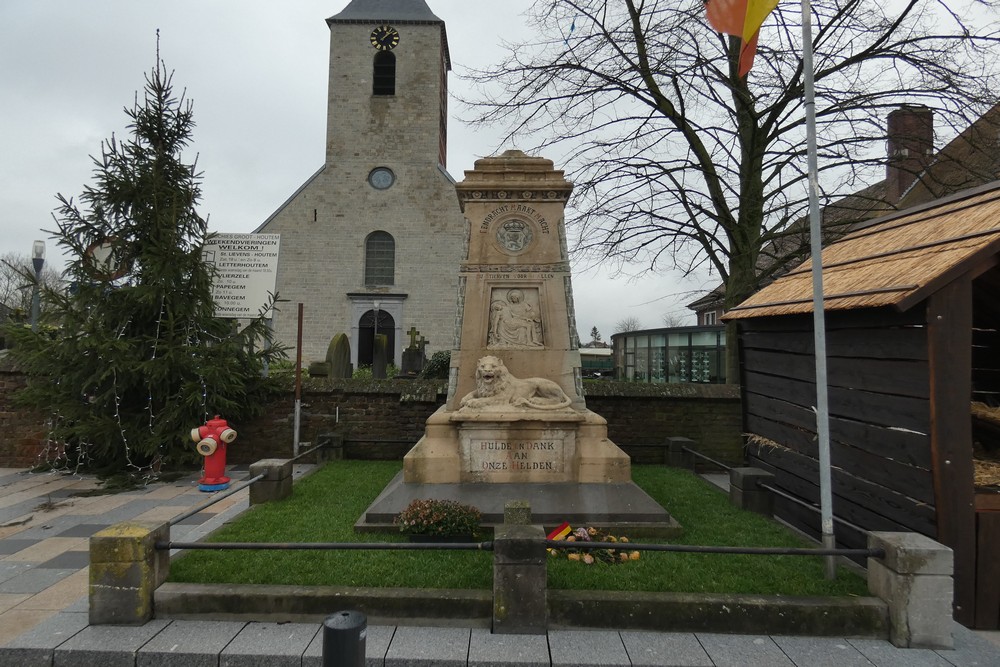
469, 439, 564, 473
487, 289, 543, 348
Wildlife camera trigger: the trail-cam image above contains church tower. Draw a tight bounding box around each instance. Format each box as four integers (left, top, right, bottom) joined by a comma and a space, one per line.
256, 0, 466, 369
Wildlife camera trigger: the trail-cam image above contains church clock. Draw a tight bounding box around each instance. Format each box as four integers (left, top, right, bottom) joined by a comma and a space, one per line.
370, 25, 400, 50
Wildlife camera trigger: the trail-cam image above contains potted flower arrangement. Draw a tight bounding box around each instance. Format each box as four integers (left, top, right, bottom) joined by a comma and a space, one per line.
394, 498, 482, 542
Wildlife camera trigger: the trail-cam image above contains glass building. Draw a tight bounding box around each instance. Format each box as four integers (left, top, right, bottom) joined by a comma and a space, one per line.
611, 325, 726, 383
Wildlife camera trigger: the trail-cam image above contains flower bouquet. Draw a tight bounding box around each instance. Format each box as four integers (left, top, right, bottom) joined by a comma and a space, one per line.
547, 524, 641, 565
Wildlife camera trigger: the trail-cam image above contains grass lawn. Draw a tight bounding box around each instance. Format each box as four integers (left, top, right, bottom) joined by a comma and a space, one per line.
168, 461, 869, 597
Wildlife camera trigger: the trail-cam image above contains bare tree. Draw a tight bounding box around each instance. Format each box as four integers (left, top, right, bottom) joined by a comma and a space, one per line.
614, 316, 643, 333
661, 311, 689, 328
0, 252, 61, 320
463, 0, 1000, 375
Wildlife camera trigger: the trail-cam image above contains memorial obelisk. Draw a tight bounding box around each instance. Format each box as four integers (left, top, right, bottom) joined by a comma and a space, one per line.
403, 150, 631, 484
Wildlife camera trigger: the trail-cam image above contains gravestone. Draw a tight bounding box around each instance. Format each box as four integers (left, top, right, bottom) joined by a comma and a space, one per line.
372, 334, 388, 379
328, 332, 352, 379
404, 150, 630, 484
400, 326, 427, 377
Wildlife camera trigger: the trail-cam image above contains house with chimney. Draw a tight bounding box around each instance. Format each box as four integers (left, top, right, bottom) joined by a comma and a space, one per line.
689, 104, 1000, 324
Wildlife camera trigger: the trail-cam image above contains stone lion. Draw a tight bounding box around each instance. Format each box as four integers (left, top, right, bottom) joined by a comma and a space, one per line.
460, 356, 572, 411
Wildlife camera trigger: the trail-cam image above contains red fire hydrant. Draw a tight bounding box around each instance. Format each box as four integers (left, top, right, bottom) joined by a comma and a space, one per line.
190, 415, 237, 492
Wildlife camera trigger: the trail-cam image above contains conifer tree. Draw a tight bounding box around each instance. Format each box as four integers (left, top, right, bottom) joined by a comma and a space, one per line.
5, 53, 285, 478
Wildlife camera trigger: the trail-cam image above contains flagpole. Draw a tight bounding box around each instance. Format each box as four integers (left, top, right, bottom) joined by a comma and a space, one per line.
800, 0, 836, 578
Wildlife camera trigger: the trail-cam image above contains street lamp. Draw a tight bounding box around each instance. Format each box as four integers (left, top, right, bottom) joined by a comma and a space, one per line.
30, 240, 45, 332
372, 300, 381, 357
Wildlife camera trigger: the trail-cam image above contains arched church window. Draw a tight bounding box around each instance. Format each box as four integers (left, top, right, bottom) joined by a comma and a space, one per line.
373, 52, 396, 96
364, 231, 395, 285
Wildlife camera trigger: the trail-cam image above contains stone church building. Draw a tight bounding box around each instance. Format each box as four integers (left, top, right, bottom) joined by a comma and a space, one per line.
254, 0, 466, 368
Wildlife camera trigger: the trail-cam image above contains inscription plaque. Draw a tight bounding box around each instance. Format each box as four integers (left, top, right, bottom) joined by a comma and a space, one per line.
469, 439, 564, 473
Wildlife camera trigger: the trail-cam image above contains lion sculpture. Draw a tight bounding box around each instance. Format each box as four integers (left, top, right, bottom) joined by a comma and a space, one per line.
460, 355, 572, 411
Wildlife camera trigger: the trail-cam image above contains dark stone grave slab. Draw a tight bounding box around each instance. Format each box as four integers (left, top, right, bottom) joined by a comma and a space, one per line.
356, 472, 680, 536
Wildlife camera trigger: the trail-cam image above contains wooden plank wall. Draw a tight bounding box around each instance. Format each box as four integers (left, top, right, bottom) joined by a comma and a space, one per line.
738, 307, 935, 556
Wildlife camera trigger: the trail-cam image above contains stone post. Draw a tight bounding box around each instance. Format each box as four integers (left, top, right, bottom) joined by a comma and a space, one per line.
665, 437, 696, 468
729, 467, 775, 516
89, 521, 169, 625
868, 532, 954, 649
317, 432, 345, 461
493, 501, 547, 635
249, 458, 294, 505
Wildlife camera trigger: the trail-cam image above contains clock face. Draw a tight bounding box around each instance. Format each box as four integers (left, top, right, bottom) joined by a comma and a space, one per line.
368, 167, 395, 190
370, 25, 400, 51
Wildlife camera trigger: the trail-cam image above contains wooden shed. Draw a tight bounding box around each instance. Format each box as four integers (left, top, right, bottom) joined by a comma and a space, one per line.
723, 181, 1000, 629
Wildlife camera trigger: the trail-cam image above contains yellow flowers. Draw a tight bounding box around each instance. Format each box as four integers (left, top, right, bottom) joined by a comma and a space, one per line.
547, 524, 640, 565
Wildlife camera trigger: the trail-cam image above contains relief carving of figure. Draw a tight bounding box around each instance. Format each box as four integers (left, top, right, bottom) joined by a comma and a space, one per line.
488, 289, 543, 348
460, 356, 572, 411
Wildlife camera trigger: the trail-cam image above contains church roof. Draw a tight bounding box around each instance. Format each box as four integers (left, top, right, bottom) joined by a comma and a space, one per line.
327, 0, 450, 69
327, 0, 443, 24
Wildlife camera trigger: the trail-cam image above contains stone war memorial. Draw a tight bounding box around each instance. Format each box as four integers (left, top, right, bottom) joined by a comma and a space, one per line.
360, 151, 675, 531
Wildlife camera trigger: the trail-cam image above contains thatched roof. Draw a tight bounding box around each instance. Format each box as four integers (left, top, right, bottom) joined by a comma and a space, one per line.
723, 181, 1000, 320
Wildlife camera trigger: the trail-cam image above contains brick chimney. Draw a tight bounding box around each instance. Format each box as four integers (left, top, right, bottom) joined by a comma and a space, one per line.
886, 105, 934, 202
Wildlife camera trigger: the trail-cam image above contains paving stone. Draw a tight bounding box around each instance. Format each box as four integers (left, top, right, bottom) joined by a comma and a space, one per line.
548, 629, 629, 666
138, 619, 247, 667
846, 637, 952, 666
0, 609, 58, 648
0, 500, 43, 526
4, 537, 87, 563
696, 633, 795, 667
52, 618, 170, 667
0, 592, 31, 614
62, 594, 89, 612
620, 631, 713, 667
173, 511, 215, 526
771, 635, 876, 667
302, 622, 395, 667
14, 569, 89, 611
467, 627, 549, 666
384, 626, 470, 666
0, 567, 75, 594
36, 550, 90, 569
932, 623, 1000, 667
219, 621, 319, 666
0, 562, 34, 586
1, 610, 89, 665
95, 499, 166, 523
10, 515, 85, 539
54, 523, 110, 538
0, 539, 41, 556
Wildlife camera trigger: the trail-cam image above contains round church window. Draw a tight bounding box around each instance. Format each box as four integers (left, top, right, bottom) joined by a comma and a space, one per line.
368, 167, 395, 190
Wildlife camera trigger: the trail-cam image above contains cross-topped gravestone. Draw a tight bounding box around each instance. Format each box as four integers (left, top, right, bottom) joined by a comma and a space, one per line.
406, 326, 421, 350
401, 327, 427, 376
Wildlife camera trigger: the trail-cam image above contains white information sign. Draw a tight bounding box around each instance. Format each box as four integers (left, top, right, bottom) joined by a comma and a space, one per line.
202, 233, 280, 318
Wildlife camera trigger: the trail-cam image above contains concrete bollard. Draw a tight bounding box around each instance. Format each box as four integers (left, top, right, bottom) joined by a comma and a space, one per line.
493, 501, 547, 635
89, 521, 170, 625
665, 437, 696, 468
322, 610, 366, 667
249, 458, 294, 505
868, 532, 954, 649
729, 467, 775, 516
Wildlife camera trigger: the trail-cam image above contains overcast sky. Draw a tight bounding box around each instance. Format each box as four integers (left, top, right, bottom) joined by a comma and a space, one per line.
0, 0, 709, 338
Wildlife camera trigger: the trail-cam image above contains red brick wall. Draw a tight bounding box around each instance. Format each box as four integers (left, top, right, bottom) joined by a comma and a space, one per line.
0, 370, 742, 468
0, 364, 47, 468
